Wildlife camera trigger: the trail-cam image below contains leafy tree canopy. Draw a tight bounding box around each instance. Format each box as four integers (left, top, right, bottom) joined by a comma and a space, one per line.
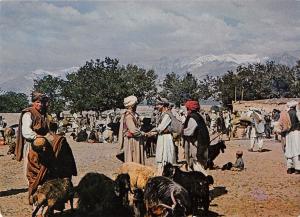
0, 90, 29, 113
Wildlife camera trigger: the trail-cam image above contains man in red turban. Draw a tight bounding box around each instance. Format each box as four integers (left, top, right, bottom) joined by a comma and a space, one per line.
183, 99, 210, 173
185, 100, 200, 112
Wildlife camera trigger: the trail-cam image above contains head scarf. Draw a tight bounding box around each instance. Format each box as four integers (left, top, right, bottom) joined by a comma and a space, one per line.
124, 95, 138, 108
185, 100, 200, 111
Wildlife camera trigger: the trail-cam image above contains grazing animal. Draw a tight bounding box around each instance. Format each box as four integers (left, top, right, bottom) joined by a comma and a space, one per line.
144, 176, 191, 217
76, 172, 131, 216
116, 162, 155, 189
114, 173, 131, 207
162, 163, 214, 214
132, 188, 146, 217
31, 178, 74, 217
207, 140, 226, 169
107, 122, 120, 138
76, 129, 88, 142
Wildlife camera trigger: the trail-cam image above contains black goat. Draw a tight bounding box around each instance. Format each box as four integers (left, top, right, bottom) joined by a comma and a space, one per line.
162, 163, 213, 214
207, 140, 226, 169
132, 188, 146, 217
76, 172, 131, 216
115, 173, 131, 207
144, 176, 191, 217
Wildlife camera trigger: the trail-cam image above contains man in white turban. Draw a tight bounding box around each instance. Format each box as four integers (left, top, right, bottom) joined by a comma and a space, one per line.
118, 95, 146, 164
284, 100, 300, 174
123, 95, 138, 108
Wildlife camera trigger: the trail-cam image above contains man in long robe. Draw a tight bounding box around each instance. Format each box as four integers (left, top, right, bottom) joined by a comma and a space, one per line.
150, 98, 176, 175
183, 100, 210, 173
118, 95, 145, 164
285, 100, 300, 174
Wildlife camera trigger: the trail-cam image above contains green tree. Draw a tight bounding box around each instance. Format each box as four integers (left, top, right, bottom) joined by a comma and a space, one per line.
64, 57, 157, 112
160, 72, 200, 106
0, 91, 29, 112
33, 75, 66, 114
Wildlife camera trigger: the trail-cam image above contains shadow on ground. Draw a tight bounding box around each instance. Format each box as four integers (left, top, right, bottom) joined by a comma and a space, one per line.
0, 188, 28, 197
210, 186, 228, 200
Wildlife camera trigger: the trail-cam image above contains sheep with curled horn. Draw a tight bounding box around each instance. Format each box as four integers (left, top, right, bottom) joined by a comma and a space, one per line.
144, 176, 191, 217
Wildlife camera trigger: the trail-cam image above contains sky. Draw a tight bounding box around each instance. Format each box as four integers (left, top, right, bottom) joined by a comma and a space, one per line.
1, 0, 300, 82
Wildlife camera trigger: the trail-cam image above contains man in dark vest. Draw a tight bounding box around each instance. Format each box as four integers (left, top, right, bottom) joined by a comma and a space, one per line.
183, 99, 210, 174
15, 92, 77, 216
15, 92, 50, 177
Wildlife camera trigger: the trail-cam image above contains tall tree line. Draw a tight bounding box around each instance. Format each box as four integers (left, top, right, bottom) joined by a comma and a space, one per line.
1, 58, 299, 113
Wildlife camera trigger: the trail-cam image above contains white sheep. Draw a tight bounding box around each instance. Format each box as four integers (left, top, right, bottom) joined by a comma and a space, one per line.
115, 162, 155, 189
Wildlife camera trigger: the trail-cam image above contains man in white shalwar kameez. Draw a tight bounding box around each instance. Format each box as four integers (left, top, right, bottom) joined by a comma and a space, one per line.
285, 100, 300, 174
151, 98, 176, 175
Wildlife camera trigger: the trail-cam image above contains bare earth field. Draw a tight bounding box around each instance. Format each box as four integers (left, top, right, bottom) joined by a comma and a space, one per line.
0, 113, 299, 217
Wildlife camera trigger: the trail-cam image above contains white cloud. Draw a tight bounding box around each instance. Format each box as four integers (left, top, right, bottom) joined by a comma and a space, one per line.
0, 1, 299, 82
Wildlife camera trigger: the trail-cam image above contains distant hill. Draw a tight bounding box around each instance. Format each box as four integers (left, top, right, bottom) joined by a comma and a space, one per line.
153, 53, 299, 79
1, 53, 298, 94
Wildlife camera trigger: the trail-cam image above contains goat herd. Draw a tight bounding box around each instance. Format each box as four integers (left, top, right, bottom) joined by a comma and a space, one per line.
32, 158, 220, 217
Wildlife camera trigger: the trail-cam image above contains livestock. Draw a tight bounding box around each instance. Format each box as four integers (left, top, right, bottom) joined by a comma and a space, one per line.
75, 172, 131, 216
31, 178, 74, 217
114, 173, 131, 207
76, 129, 88, 142
207, 140, 226, 169
144, 176, 191, 217
162, 163, 214, 214
116, 162, 155, 189
107, 122, 120, 138
132, 188, 146, 217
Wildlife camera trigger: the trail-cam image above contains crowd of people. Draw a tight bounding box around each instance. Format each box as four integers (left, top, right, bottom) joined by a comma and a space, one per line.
0, 91, 299, 216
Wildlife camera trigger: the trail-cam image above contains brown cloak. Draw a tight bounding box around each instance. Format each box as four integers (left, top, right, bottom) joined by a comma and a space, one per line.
27, 134, 77, 204
15, 107, 49, 161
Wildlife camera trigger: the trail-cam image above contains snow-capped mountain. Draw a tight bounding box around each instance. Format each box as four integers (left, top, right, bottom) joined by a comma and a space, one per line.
0, 67, 79, 94
0, 53, 298, 94
153, 53, 262, 78
152, 53, 299, 79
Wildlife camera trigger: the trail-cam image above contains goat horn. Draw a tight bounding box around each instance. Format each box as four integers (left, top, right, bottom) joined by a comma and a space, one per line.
170, 190, 176, 207
156, 203, 173, 210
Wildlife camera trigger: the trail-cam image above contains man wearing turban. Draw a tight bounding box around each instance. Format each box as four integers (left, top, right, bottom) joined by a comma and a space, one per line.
15, 91, 77, 216
284, 100, 300, 174
183, 99, 210, 172
118, 95, 146, 164
149, 97, 176, 175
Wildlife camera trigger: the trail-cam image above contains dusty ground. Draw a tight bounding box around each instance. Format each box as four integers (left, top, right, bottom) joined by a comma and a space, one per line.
0, 114, 299, 217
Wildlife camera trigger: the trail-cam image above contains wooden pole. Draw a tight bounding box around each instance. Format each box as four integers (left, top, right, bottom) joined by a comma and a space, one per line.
234, 86, 237, 102
241, 87, 244, 101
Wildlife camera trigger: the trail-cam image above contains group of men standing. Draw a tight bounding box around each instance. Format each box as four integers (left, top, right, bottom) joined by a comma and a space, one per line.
118, 95, 210, 175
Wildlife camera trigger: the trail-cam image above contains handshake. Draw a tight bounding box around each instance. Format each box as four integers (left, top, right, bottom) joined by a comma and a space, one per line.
143, 131, 158, 137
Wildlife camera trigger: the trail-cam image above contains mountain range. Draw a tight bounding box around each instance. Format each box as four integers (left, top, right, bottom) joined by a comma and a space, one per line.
0, 53, 298, 94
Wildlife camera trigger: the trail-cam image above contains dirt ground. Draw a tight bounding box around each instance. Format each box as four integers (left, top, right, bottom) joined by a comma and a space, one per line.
0, 113, 299, 216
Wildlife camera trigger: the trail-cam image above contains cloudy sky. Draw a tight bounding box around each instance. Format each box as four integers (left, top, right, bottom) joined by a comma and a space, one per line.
1, 0, 300, 82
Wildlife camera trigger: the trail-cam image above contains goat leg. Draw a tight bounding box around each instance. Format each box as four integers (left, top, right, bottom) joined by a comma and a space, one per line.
32, 200, 46, 217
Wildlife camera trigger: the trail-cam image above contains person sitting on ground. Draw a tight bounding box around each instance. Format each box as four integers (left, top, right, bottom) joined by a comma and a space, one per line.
88, 129, 99, 143
222, 150, 245, 171
76, 127, 88, 142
